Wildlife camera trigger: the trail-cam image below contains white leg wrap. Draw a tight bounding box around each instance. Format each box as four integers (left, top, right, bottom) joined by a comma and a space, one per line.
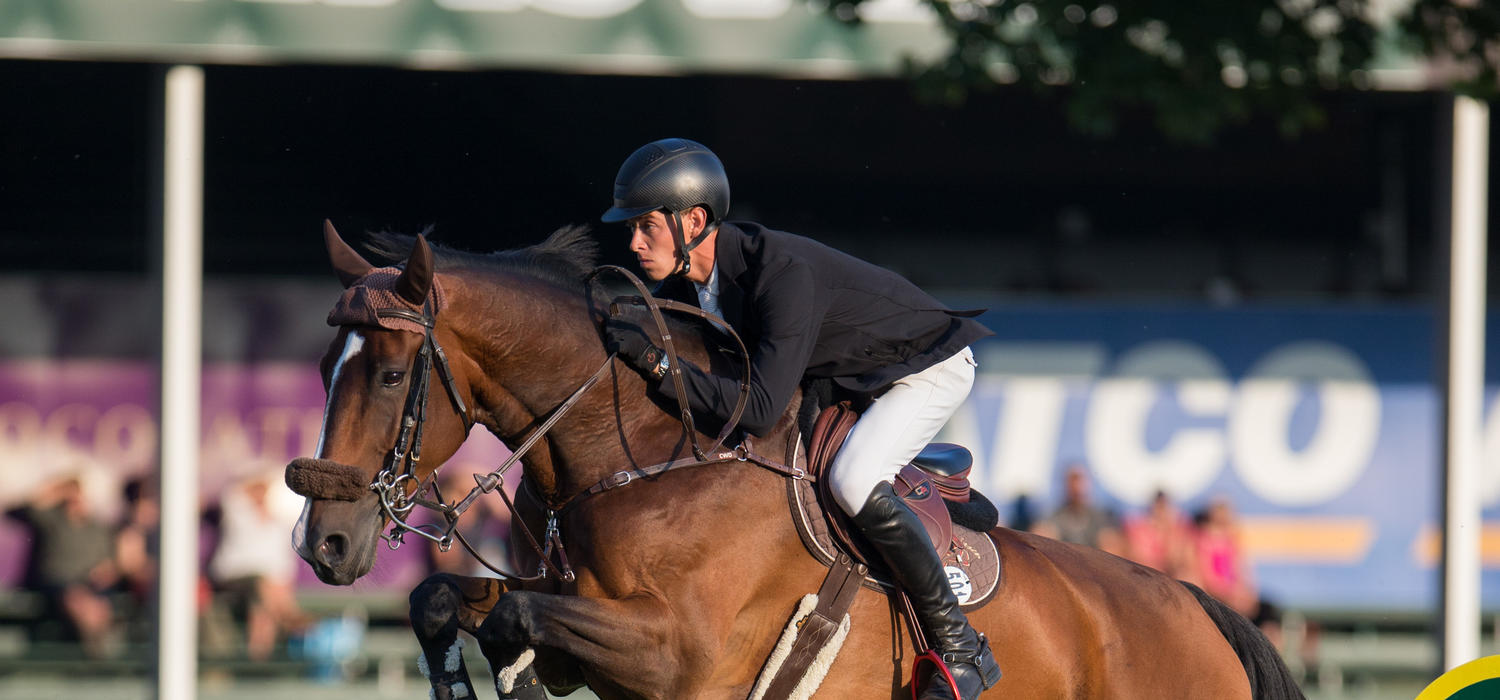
444, 638, 466, 673
495, 648, 537, 694
417, 639, 468, 700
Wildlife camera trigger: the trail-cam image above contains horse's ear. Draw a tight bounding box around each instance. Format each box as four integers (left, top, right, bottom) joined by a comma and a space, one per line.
324, 219, 373, 288
394, 234, 433, 305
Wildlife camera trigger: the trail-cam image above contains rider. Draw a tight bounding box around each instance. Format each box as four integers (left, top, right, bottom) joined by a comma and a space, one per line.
600, 138, 1002, 700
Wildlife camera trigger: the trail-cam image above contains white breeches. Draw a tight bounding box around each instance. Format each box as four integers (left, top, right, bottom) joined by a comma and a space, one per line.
828, 346, 977, 516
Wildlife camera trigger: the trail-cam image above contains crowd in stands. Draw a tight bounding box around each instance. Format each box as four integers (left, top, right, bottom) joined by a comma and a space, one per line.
1, 461, 516, 666
2, 465, 311, 661
1025, 463, 1285, 647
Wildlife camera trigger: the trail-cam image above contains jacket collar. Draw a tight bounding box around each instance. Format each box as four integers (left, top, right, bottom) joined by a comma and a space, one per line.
710, 223, 746, 331
651, 222, 748, 330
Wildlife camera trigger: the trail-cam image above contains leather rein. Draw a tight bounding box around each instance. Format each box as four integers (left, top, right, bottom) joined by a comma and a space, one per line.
366, 265, 805, 585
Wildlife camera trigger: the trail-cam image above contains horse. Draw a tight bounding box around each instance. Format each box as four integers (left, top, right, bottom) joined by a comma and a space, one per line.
287, 221, 1303, 700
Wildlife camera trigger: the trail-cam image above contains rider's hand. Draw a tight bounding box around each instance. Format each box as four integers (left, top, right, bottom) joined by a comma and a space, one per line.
604, 320, 666, 379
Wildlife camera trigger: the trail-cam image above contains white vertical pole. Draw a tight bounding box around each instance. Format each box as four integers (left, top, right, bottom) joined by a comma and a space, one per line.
159, 64, 204, 700
1443, 94, 1489, 672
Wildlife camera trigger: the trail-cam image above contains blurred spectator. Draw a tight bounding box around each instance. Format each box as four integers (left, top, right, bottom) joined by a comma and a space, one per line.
6, 472, 121, 657
1122, 489, 1196, 579
113, 476, 160, 643
208, 471, 310, 661
115, 477, 159, 602
1193, 497, 1286, 647
1030, 464, 1125, 557
1006, 493, 1035, 533
1193, 497, 1257, 615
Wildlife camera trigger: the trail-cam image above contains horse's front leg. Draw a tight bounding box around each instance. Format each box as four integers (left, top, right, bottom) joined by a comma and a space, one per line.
409, 573, 508, 700
476, 590, 690, 699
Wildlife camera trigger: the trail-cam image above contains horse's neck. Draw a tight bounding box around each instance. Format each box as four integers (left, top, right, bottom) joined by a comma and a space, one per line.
446, 273, 692, 503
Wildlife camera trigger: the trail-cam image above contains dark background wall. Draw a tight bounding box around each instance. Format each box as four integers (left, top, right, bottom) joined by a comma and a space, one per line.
0, 59, 1478, 301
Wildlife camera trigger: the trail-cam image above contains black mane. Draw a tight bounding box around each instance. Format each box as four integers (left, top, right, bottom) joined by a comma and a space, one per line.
361, 225, 600, 289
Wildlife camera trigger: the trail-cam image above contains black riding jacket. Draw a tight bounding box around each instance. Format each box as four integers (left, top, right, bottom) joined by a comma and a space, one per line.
651, 221, 992, 436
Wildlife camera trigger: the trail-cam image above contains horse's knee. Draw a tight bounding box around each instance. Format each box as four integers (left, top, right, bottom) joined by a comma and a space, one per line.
409, 574, 463, 641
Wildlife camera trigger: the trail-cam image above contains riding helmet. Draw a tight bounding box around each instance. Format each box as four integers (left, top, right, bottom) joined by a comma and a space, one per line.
601, 138, 730, 224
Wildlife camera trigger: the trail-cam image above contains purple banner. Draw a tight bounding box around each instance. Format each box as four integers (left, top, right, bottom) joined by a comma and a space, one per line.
0, 359, 513, 590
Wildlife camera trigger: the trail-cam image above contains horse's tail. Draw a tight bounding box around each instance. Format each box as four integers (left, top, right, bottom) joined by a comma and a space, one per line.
1180, 581, 1305, 700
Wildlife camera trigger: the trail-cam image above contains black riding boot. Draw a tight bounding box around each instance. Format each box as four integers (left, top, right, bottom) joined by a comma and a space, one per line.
853, 482, 1002, 700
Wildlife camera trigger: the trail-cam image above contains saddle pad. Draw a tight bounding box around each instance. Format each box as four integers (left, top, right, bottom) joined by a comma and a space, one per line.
787, 475, 1001, 611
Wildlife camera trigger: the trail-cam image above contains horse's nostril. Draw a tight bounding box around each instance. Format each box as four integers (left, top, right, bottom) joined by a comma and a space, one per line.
317, 533, 349, 568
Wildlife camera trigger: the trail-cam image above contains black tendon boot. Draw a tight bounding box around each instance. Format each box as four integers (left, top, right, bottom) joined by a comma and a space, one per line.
853, 482, 1002, 700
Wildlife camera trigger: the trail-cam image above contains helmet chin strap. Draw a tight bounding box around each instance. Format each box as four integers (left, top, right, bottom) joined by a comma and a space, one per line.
669, 209, 714, 278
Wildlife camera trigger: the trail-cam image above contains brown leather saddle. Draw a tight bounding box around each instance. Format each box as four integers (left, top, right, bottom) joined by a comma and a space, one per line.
788, 401, 1002, 610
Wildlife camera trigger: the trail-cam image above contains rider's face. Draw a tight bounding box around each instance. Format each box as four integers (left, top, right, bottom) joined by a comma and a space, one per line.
625, 211, 677, 281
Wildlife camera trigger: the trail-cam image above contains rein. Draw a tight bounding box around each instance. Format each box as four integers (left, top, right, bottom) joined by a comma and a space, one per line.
354, 265, 802, 585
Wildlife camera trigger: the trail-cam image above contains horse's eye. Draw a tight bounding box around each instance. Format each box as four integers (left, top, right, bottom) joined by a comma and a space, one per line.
381, 370, 406, 386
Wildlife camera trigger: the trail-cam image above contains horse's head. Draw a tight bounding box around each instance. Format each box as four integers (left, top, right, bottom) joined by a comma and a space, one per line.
288, 221, 472, 585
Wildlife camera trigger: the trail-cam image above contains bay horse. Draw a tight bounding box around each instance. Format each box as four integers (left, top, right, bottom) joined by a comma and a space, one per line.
288, 222, 1302, 699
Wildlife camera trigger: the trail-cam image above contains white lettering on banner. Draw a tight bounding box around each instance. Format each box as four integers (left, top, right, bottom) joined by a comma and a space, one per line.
93, 404, 158, 470
0, 402, 42, 458
1087, 341, 1231, 505
941, 343, 1108, 502
944, 375, 1070, 499
0, 398, 322, 491
1229, 342, 1379, 506
959, 339, 1382, 508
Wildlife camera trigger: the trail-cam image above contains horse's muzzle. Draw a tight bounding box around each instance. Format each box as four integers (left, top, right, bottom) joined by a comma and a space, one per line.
286, 457, 372, 501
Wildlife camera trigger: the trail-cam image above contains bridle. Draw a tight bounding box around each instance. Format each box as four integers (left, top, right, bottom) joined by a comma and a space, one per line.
363, 302, 472, 545
361, 265, 806, 585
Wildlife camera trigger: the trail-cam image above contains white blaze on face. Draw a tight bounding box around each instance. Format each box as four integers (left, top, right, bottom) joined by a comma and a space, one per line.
293, 330, 366, 556
315, 330, 366, 456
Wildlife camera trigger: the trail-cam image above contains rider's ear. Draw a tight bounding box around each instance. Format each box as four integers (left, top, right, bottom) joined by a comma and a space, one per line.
324, 219, 374, 288
394, 234, 434, 305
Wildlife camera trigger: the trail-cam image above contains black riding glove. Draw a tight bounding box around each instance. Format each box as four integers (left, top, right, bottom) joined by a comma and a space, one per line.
604, 320, 668, 380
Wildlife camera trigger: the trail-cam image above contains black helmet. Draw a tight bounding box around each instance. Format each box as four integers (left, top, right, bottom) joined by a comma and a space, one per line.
601, 138, 730, 224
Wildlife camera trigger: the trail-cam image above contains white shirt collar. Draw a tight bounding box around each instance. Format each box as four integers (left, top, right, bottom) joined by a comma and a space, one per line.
693, 265, 721, 317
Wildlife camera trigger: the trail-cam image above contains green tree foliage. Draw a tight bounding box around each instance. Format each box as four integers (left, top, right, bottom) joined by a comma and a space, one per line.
825, 0, 1498, 141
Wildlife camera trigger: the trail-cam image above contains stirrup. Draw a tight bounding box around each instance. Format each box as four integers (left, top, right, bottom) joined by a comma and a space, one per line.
911, 649, 957, 700
911, 634, 1002, 700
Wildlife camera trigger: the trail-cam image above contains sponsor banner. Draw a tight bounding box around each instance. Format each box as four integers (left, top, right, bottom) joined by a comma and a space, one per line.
3, 288, 1496, 610
0, 359, 512, 589
0, 0, 946, 75
943, 304, 1495, 612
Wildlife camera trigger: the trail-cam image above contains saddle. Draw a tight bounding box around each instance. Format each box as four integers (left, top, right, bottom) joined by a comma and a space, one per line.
793, 401, 1002, 609
750, 402, 1005, 700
